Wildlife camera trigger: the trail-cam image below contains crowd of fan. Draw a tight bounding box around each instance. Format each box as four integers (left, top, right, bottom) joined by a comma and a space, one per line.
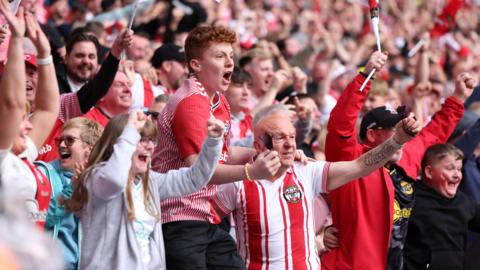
1, 0, 480, 269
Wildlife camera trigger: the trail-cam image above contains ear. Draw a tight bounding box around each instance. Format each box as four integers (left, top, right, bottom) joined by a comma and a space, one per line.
253, 139, 263, 154
189, 59, 201, 73
365, 129, 376, 144
161, 61, 172, 72
424, 165, 434, 180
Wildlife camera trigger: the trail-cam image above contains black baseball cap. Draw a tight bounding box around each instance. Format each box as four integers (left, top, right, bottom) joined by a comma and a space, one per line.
360, 106, 405, 141
150, 44, 186, 68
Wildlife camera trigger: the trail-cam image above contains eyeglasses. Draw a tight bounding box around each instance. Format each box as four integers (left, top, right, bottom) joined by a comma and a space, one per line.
139, 136, 158, 147
55, 135, 83, 147
271, 134, 296, 144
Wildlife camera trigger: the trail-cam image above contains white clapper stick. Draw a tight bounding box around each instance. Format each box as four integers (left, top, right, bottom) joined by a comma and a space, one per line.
121, 0, 140, 60
359, 15, 382, 92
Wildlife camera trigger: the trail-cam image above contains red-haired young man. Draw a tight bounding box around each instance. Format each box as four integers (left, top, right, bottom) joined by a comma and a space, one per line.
152, 26, 279, 269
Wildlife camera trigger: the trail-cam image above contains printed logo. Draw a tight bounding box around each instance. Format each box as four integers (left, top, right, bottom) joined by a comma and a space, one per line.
393, 199, 412, 223
38, 144, 53, 155
283, 185, 302, 204
400, 180, 413, 195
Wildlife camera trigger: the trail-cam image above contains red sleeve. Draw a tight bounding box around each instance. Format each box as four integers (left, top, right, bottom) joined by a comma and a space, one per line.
325, 74, 369, 162
399, 96, 464, 179
172, 94, 211, 159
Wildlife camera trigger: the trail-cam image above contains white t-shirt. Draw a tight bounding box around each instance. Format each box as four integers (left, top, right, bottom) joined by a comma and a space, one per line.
213, 161, 331, 270
0, 136, 39, 221
130, 73, 167, 110
67, 76, 85, 93
131, 180, 156, 266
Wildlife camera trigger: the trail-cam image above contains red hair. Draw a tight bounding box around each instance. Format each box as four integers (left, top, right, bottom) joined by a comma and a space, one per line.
185, 26, 237, 71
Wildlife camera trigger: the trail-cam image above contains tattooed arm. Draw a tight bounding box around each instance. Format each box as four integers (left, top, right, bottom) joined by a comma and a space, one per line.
326, 114, 421, 191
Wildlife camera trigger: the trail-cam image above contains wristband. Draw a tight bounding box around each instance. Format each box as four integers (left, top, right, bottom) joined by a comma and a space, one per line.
244, 163, 253, 182
359, 71, 375, 81
37, 55, 53, 66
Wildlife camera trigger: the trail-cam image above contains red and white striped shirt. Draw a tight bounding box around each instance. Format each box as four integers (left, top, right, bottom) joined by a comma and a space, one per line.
152, 76, 231, 224
213, 161, 331, 270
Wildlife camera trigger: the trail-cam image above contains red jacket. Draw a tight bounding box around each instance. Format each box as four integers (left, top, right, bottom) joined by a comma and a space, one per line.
321, 74, 464, 270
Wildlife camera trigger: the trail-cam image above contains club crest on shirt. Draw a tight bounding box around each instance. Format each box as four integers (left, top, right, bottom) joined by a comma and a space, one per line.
400, 180, 413, 195
283, 185, 302, 204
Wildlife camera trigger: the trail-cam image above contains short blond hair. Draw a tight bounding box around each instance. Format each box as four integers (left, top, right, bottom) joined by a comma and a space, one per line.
62, 117, 104, 146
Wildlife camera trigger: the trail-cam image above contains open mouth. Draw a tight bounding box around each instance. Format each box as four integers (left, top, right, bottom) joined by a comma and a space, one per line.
26, 85, 33, 91
223, 71, 233, 82
138, 154, 150, 162
447, 180, 458, 188
60, 152, 71, 159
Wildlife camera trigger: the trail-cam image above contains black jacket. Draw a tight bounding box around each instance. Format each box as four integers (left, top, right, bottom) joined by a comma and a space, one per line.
56, 53, 119, 113
404, 181, 480, 270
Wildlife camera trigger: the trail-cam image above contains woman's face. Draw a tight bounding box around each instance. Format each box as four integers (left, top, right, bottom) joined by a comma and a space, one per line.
57, 128, 92, 172
11, 114, 33, 155
132, 136, 156, 175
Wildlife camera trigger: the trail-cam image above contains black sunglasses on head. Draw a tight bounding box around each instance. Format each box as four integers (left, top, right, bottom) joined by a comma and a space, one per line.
143, 110, 159, 120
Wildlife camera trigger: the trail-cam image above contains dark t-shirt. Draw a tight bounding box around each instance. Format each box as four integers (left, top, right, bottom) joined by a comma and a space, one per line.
387, 164, 415, 270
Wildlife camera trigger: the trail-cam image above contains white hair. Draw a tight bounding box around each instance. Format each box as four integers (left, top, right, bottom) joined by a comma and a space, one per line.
252, 104, 289, 127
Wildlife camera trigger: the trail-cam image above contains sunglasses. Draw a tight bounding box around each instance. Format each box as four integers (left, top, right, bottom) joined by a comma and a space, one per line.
143, 110, 159, 120
55, 135, 82, 147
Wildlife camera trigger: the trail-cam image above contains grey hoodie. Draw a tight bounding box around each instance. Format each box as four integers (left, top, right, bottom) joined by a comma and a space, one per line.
79, 126, 223, 270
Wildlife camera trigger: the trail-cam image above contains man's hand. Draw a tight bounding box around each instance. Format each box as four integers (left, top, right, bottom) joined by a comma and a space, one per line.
25, 12, 51, 58
0, 2, 25, 38
393, 113, 421, 145
293, 96, 312, 122
364, 51, 388, 75
292, 67, 308, 94
271, 69, 292, 92
294, 149, 312, 164
248, 150, 281, 180
452, 72, 477, 102
207, 116, 225, 138
111, 30, 134, 59
324, 226, 339, 250
412, 81, 432, 99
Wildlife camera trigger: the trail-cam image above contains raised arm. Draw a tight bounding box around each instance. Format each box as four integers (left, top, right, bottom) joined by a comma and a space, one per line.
399, 72, 476, 178
0, 3, 26, 149
250, 70, 290, 116
153, 117, 224, 199
327, 114, 421, 191
25, 12, 60, 149
76, 30, 132, 113
325, 52, 388, 162
91, 111, 144, 199
414, 33, 430, 85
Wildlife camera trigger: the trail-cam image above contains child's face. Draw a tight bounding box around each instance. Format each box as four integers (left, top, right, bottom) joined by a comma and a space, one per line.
426, 155, 463, 199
